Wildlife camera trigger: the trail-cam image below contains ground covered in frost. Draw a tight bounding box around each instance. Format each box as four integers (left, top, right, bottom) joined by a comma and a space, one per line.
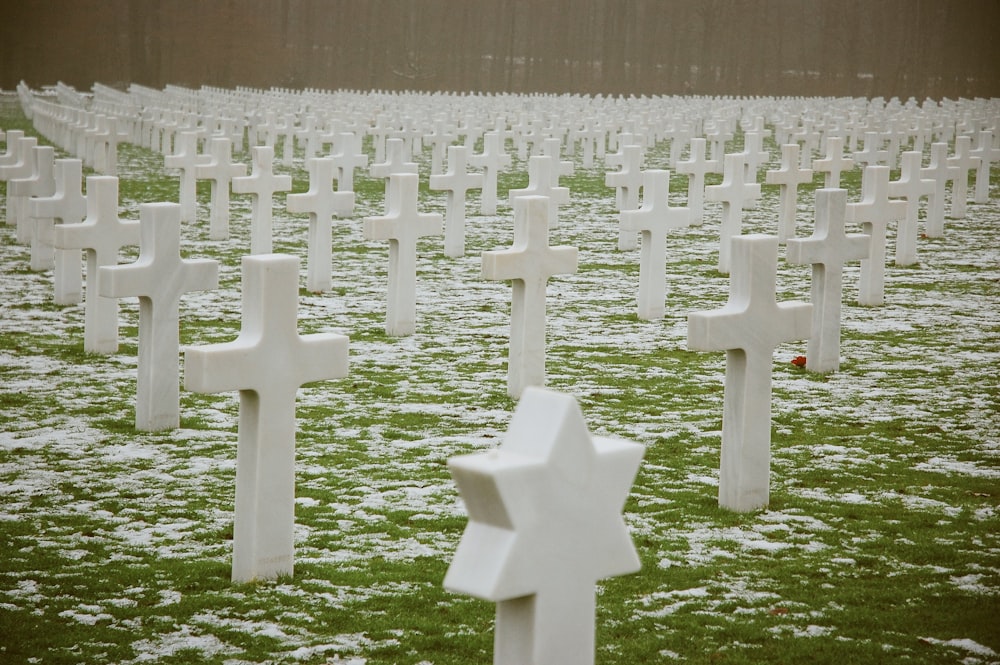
0, 98, 998, 664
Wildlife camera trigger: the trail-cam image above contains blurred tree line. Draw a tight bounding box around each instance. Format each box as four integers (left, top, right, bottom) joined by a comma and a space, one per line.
3, 0, 998, 98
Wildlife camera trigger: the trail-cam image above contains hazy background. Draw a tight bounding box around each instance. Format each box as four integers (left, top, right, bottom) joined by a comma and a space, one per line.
2, 0, 998, 98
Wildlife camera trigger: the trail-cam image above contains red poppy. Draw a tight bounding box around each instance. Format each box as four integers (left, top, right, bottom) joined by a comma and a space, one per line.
791, 356, 807, 367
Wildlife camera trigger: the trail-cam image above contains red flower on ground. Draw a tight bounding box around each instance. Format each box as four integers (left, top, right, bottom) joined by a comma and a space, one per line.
791, 355, 807, 367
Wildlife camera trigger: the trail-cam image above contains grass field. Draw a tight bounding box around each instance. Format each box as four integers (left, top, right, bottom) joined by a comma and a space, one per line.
1, 94, 998, 664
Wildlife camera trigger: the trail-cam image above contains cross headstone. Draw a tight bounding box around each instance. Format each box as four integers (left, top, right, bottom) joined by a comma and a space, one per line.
53, 176, 140, 354
99, 203, 219, 430
676, 137, 711, 225
812, 136, 855, 188
619, 169, 693, 320
232, 145, 293, 254
11, 145, 56, 248
163, 131, 206, 223
854, 131, 888, 168
508, 155, 570, 228
787, 189, 869, 373
27, 158, 86, 303
970, 129, 999, 203
845, 165, 907, 306
705, 153, 761, 274
605, 144, 643, 249
369, 137, 418, 180
888, 151, 935, 266
920, 142, 958, 238
946, 135, 979, 219
444, 386, 643, 665
482, 195, 578, 398
184, 253, 348, 582
329, 132, 369, 192
687, 234, 812, 511
469, 130, 512, 215
287, 157, 354, 293
194, 137, 247, 240
363, 173, 443, 336
765, 144, 813, 242
429, 144, 484, 257
1, 136, 38, 239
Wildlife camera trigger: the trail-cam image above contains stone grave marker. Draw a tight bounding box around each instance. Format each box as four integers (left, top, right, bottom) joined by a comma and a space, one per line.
329, 132, 369, 192
194, 136, 247, 240
920, 142, 958, 238
163, 131, 206, 223
232, 145, 293, 254
185, 253, 349, 582
27, 158, 86, 303
287, 157, 355, 293
444, 386, 643, 665
765, 144, 813, 242
845, 165, 907, 306
946, 135, 979, 219
812, 136, 855, 189
469, 130, 512, 215
482, 195, 578, 398
854, 131, 888, 168
687, 234, 811, 511
100, 203, 219, 430
11, 145, 56, 247
787, 189, 870, 373
53, 176, 140, 354
363, 173, 443, 336
1, 135, 38, 239
605, 143, 643, 249
369, 137, 418, 180
619, 169, 693, 320
676, 137, 711, 225
888, 151, 935, 266
508, 155, 570, 229
970, 129, 999, 204
705, 153, 761, 274
429, 144, 484, 257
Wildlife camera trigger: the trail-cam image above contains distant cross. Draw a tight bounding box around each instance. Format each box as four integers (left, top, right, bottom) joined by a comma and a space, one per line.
765, 144, 813, 242
164, 131, 207, 223
687, 234, 812, 511
53, 176, 140, 354
508, 155, 570, 228
845, 165, 907, 306
194, 137, 247, 240
854, 132, 888, 168
287, 157, 354, 293
704, 123, 733, 172
787, 189, 870, 373
429, 144, 484, 257
946, 135, 980, 219
792, 120, 822, 169
888, 151, 936, 266
970, 130, 1000, 203
676, 137, 712, 224
740, 130, 769, 185
11, 145, 56, 249
185, 253, 349, 583
444, 386, 643, 665
1, 136, 38, 240
28, 158, 86, 303
363, 173, 443, 336
482, 195, 578, 398
424, 122, 458, 175
232, 145, 293, 254
605, 142, 643, 211
329, 132, 368, 192
541, 136, 575, 184
619, 170, 693, 320
920, 142, 959, 237
469, 130, 512, 215
100, 203, 218, 430
705, 153, 761, 274
812, 136, 855, 188
370, 137, 418, 180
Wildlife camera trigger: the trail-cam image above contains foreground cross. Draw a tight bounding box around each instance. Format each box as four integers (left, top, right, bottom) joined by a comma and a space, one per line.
184, 254, 349, 582
100, 203, 219, 430
444, 386, 643, 665
787, 189, 869, 373
483, 196, 578, 398
688, 234, 811, 511
53, 176, 140, 354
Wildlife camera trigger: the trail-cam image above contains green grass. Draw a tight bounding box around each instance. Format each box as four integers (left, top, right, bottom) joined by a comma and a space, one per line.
1, 98, 998, 664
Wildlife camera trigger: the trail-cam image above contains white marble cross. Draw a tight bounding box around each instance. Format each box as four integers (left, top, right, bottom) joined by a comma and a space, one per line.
765, 144, 813, 242
369, 137, 418, 180
687, 234, 811, 511
444, 386, 643, 665
100, 203, 219, 430
854, 131, 888, 168
946, 135, 980, 219
232, 145, 292, 254
846, 165, 907, 306
888, 151, 936, 266
184, 253, 349, 582
508, 155, 570, 228
164, 131, 206, 223
970, 130, 999, 203
27, 158, 86, 304
287, 157, 355, 293
920, 142, 959, 238
812, 136, 855, 188
605, 144, 643, 249
705, 153, 761, 274
619, 170, 693, 320
469, 130, 512, 215
429, 145, 484, 257
363, 173, 443, 336
1, 136, 38, 241
194, 137, 247, 240
676, 137, 711, 224
787, 189, 869, 373
53, 176, 140, 354
329, 132, 369, 192
483, 195, 578, 398
11, 145, 56, 249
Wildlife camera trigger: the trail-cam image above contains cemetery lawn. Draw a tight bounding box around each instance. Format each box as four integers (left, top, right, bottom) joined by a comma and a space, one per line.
1, 99, 998, 664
